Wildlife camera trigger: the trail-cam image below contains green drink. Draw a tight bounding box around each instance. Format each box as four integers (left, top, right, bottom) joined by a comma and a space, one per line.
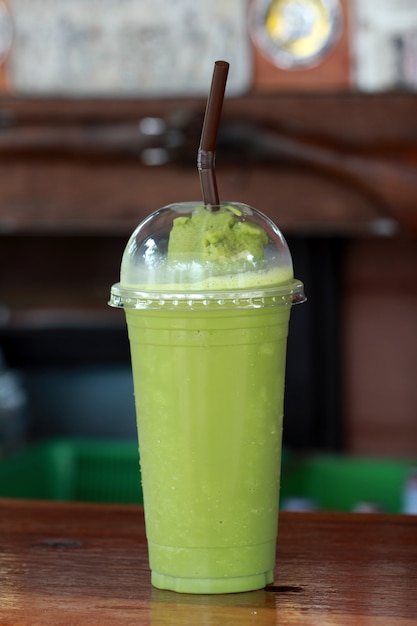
110, 202, 305, 594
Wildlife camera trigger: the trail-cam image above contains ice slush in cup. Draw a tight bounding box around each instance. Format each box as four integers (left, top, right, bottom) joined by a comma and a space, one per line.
109, 200, 305, 593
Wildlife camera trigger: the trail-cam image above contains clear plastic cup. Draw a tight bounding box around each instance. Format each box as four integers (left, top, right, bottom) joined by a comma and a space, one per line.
109, 201, 305, 594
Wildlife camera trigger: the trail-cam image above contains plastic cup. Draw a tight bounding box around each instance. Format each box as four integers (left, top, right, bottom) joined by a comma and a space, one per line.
109, 201, 305, 594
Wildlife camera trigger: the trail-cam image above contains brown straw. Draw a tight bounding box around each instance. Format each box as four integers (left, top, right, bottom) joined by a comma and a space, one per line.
198, 60, 229, 207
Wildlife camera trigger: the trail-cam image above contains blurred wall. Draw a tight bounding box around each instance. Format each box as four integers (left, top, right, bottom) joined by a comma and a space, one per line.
344, 237, 417, 457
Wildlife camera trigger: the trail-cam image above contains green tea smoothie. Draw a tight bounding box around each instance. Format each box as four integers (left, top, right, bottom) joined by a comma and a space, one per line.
110, 202, 305, 594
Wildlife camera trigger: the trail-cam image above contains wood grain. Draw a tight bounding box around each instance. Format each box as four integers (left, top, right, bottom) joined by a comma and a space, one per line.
0, 499, 416, 625
0, 94, 417, 236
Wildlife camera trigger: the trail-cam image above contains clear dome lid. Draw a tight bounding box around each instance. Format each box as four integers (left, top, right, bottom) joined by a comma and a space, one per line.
109, 202, 306, 310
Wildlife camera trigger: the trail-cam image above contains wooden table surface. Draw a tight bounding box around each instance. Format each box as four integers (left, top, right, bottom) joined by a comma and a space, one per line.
0, 498, 416, 625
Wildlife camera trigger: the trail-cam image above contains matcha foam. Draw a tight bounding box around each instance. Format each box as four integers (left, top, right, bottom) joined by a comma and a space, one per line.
167, 205, 268, 271
110, 201, 302, 308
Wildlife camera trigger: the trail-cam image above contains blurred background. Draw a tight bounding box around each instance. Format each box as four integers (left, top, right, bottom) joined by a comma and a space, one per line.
0, 0, 416, 512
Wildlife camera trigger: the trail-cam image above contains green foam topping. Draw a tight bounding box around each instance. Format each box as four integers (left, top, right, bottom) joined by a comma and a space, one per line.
167, 205, 268, 273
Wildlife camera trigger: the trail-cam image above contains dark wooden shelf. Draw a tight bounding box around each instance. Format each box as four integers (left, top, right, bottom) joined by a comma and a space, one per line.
1, 93, 416, 236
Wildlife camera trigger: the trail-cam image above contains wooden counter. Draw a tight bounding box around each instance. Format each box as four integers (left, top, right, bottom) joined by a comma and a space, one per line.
0, 499, 416, 625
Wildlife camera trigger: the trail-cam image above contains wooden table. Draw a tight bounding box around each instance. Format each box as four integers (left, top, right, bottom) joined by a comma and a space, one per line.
0, 499, 416, 625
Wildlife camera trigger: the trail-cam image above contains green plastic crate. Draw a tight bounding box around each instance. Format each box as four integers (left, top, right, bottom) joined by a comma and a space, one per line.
280, 454, 414, 513
0, 440, 413, 512
0, 439, 143, 504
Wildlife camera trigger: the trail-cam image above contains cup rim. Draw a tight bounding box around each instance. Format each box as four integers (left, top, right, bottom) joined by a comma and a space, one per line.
109, 279, 306, 310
